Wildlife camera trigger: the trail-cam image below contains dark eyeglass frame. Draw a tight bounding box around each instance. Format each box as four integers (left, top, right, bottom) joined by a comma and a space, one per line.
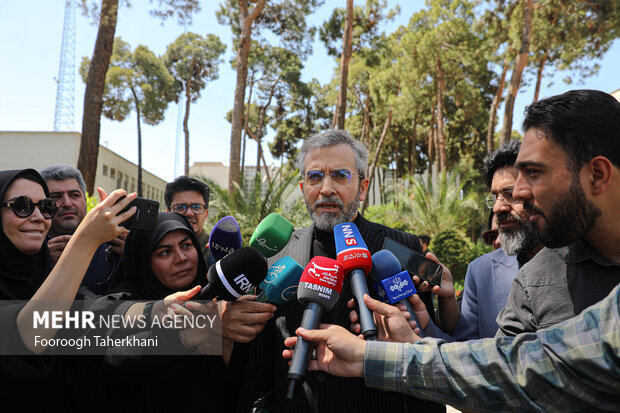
170, 203, 207, 214
302, 169, 361, 187
482, 229, 499, 246
485, 189, 520, 209
0, 196, 59, 219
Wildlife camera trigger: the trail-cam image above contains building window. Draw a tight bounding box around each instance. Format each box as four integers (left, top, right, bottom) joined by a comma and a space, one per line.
110, 168, 116, 179
102, 165, 109, 176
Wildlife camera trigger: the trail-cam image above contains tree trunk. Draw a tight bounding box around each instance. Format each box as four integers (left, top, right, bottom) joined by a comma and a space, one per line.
131, 88, 143, 197
500, 0, 533, 145
361, 93, 371, 146
183, 81, 192, 175
228, 0, 266, 195
241, 71, 255, 177
409, 124, 416, 176
486, 59, 509, 154
362, 107, 392, 213
435, 56, 447, 172
332, 0, 353, 130
78, 0, 119, 195
532, 49, 548, 103
428, 125, 434, 172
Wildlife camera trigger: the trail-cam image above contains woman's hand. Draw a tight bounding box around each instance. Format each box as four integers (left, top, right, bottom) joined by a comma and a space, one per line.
71, 188, 136, 248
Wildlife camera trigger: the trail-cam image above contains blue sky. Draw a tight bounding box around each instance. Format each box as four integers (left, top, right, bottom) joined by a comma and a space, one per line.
1, 1, 618, 182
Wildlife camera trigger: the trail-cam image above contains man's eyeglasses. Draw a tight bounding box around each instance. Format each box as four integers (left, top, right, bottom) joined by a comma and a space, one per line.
0, 196, 59, 219
170, 203, 207, 214
485, 189, 520, 209
482, 229, 499, 246
303, 169, 360, 187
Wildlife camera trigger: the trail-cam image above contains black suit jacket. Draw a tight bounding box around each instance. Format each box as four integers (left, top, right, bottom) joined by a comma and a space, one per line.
233, 215, 444, 413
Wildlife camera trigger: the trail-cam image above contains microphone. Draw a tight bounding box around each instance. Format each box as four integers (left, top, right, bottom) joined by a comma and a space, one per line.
286, 256, 344, 400
250, 212, 294, 258
195, 247, 267, 300
370, 250, 424, 338
208, 216, 243, 261
255, 256, 304, 304
333, 222, 377, 341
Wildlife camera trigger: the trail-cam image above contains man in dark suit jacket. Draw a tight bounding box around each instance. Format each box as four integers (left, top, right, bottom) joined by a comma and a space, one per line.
235, 130, 444, 413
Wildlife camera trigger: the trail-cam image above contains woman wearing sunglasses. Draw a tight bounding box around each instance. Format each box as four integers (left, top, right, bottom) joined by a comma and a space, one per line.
0, 168, 135, 410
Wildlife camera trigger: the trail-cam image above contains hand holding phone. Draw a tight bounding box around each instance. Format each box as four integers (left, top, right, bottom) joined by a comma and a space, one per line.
381, 238, 443, 288
115, 196, 159, 231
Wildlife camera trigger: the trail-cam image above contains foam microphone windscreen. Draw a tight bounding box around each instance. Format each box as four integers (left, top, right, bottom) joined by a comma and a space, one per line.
197, 247, 267, 301
333, 222, 372, 275
286, 256, 344, 399
370, 250, 402, 283
257, 256, 304, 304
296, 256, 344, 311
370, 250, 423, 337
333, 222, 377, 340
208, 216, 243, 261
249, 212, 294, 258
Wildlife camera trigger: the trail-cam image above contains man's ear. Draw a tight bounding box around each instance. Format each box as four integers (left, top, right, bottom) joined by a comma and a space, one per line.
359, 177, 370, 201
589, 156, 613, 196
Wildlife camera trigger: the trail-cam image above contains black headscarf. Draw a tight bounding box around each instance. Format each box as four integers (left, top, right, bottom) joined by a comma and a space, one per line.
118, 212, 208, 300
0, 169, 52, 300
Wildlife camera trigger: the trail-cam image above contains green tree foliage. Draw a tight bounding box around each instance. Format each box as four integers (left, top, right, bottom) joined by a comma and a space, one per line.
165, 32, 226, 174
216, 0, 322, 194
80, 37, 174, 196
430, 228, 473, 281
196, 169, 300, 243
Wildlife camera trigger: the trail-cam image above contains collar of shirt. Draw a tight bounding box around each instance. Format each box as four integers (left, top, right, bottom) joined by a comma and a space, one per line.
565, 238, 620, 267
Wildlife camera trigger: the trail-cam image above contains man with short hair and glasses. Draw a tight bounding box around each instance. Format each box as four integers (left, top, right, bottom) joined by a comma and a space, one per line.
40, 164, 125, 295
164, 176, 214, 266
236, 130, 444, 413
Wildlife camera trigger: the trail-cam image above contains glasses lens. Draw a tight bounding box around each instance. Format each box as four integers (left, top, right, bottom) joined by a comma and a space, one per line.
12, 196, 34, 218
501, 189, 515, 204
172, 204, 188, 213
485, 195, 496, 209
190, 204, 205, 213
39, 199, 59, 219
306, 171, 324, 186
331, 170, 352, 185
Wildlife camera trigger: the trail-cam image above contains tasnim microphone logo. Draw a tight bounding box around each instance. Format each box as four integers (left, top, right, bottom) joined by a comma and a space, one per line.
307, 261, 340, 287
389, 276, 409, 292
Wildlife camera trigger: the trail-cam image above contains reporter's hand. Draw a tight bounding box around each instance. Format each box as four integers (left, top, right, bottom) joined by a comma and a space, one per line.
412, 252, 455, 299
282, 324, 365, 378
218, 295, 277, 343
47, 235, 71, 263
349, 295, 421, 343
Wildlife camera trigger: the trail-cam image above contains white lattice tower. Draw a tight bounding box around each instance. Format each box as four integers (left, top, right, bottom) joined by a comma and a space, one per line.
53, 0, 76, 131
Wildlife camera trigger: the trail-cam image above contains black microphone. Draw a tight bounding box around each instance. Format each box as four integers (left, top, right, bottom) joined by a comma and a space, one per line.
286, 256, 344, 400
195, 247, 267, 300
333, 222, 377, 340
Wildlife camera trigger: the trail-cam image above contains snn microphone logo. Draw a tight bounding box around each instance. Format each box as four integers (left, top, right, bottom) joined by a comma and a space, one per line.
342, 224, 357, 246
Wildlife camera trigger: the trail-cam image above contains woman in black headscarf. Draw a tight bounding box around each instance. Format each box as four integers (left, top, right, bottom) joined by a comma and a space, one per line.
0, 168, 136, 411
100, 212, 229, 412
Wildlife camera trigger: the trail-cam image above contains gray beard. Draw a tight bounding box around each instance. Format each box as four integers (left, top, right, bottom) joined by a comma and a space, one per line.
306, 195, 360, 232
499, 219, 539, 256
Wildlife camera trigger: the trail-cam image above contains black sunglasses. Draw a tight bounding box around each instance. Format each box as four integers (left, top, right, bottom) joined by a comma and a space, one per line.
0, 196, 59, 219
482, 229, 499, 246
